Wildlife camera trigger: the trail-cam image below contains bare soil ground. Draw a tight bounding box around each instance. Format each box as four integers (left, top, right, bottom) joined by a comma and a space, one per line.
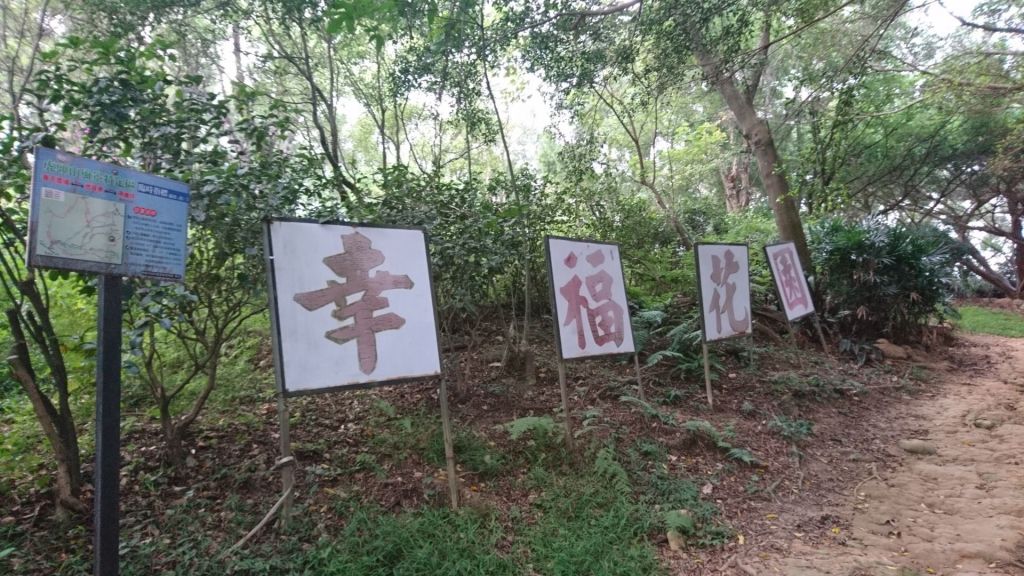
741, 334, 1024, 576
5, 321, 1024, 576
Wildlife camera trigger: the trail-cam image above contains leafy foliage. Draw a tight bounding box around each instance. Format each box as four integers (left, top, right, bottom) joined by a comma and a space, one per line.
768, 416, 815, 444
810, 218, 963, 342
504, 415, 557, 441
594, 444, 632, 496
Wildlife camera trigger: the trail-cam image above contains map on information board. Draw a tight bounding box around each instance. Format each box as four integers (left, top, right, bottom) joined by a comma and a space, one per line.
27, 147, 190, 281
36, 188, 126, 265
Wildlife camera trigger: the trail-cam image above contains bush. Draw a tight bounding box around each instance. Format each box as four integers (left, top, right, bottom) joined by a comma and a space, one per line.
809, 218, 961, 342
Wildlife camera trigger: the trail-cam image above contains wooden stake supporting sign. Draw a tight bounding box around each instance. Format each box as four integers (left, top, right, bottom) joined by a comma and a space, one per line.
263, 219, 456, 516
694, 243, 753, 409
545, 236, 638, 449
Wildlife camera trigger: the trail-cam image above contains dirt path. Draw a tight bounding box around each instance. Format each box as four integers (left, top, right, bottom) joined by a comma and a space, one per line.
750, 334, 1024, 576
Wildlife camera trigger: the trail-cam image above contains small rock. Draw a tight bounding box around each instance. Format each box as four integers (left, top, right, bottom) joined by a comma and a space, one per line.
898, 439, 937, 455
875, 339, 909, 360
973, 418, 997, 430
667, 529, 686, 552
185, 455, 198, 467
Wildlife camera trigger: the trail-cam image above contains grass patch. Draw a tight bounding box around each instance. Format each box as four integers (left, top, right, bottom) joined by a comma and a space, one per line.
426, 428, 505, 478
956, 305, 1024, 338
307, 505, 518, 576
524, 475, 662, 575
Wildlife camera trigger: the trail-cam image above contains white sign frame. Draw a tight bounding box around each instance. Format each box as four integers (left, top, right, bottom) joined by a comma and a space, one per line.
695, 243, 753, 343
264, 218, 443, 396
545, 236, 636, 360
764, 241, 816, 322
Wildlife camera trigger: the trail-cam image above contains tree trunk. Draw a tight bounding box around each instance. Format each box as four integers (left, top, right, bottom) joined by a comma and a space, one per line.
232, 23, 244, 85
697, 51, 812, 269
748, 120, 811, 268
1010, 196, 1023, 297
480, 23, 535, 389
720, 154, 751, 213
159, 397, 185, 468
5, 309, 84, 519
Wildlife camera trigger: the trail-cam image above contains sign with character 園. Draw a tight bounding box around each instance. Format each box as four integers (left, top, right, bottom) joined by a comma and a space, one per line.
765, 241, 815, 321
265, 219, 442, 395
546, 236, 636, 360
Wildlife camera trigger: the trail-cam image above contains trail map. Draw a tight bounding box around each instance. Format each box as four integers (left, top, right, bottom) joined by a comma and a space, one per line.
36, 188, 125, 265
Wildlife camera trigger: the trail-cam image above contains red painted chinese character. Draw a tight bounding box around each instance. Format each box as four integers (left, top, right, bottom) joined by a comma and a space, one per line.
773, 249, 809, 312
559, 248, 624, 350
293, 232, 413, 374
707, 249, 750, 336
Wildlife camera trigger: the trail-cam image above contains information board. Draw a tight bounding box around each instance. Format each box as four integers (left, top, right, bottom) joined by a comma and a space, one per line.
27, 147, 190, 281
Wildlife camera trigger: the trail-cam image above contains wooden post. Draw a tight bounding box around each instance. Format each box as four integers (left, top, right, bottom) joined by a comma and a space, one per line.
633, 353, 645, 402
812, 314, 830, 356
557, 360, 575, 451
786, 321, 806, 369
438, 377, 459, 510
702, 341, 714, 409
276, 393, 294, 529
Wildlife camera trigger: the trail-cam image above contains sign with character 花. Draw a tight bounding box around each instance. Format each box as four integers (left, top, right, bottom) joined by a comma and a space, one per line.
765, 241, 815, 321
696, 243, 752, 342
546, 237, 635, 360
265, 220, 442, 395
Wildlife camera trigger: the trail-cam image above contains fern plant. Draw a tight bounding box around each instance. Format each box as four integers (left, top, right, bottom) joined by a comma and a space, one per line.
594, 445, 631, 497
504, 416, 557, 440
682, 420, 760, 466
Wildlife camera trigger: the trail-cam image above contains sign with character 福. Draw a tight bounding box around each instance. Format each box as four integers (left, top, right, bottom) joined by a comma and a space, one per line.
546, 237, 635, 360
265, 219, 442, 395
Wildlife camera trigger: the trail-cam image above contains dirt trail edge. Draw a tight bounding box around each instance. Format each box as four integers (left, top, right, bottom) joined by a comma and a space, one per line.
751, 334, 1024, 576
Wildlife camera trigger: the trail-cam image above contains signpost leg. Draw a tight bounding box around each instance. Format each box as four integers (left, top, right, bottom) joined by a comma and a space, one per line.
276, 393, 294, 529
557, 360, 575, 452
785, 321, 797, 345
786, 322, 806, 369
702, 341, 714, 409
94, 275, 122, 576
633, 353, 645, 402
812, 314, 830, 357
438, 378, 459, 510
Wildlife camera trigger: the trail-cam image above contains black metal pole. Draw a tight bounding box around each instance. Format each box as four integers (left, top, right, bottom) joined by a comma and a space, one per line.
94, 274, 122, 576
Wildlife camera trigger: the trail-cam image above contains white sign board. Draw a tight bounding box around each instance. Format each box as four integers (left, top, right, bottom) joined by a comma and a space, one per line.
695, 243, 752, 342
546, 237, 635, 360
265, 219, 442, 395
765, 242, 815, 322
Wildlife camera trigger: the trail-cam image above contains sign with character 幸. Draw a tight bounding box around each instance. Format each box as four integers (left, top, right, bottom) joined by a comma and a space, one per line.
265, 219, 442, 395
546, 236, 635, 360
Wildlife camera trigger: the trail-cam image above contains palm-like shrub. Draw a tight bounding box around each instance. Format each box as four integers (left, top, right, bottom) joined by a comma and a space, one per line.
809, 218, 962, 342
